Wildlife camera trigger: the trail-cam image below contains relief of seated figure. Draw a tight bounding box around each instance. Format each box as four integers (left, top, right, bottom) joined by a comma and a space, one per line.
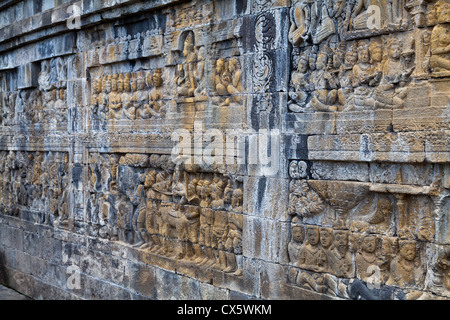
374, 37, 413, 109
308, 46, 339, 112
430, 24, 450, 74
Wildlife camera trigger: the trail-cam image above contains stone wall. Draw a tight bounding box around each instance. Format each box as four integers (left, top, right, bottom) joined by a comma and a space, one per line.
0, 0, 449, 300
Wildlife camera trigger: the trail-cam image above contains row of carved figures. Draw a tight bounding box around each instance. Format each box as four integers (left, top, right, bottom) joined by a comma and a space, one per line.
289, 7, 450, 113
89, 153, 244, 212
0, 151, 69, 222
91, 70, 165, 121
90, 196, 243, 275
288, 221, 450, 298
1, 88, 67, 126
289, 0, 450, 45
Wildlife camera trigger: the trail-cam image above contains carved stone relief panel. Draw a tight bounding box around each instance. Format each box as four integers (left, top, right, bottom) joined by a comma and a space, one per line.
0, 150, 69, 226
87, 152, 244, 276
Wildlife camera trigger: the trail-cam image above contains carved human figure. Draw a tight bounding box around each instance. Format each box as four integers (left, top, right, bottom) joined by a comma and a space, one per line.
194, 46, 207, 96
214, 58, 231, 97
387, 240, 421, 287
38, 60, 52, 91
176, 33, 197, 97
186, 178, 200, 205
181, 205, 201, 261
289, 160, 301, 179
116, 197, 134, 244
435, 247, 450, 290
337, 43, 358, 110
91, 78, 101, 119
288, 219, 304, 264
223, 181, 234, 207
375, 37, 412, 109
200, 179, 212, 208
120, 73, 133, 120
108, 75, 122, 120
352, 41, 375, 88
197, 207, 215, 265
289, 51, 310, 112
328, 230, 354, 277
288, 0, 312, 45
368, 40, 384, 86
319, 227, 334, 272
430, 24, 450, 73
210, 176, 225, 209
146, 69, 165, 118
143, 200, 162, 252
97, 76, 109, 118
219, 58, 242, 106
230, 188, 243, 213
223, 213, 243, 275
298, 225, 326, 272
309, 46, 339, 112
123, 73, 138, 120
211, 210, 228, 269
134, 72, 151, 119
355, 236, 387, 283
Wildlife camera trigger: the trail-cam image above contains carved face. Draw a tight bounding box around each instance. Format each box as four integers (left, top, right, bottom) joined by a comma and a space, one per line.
229, 59, 239, 72
316, 52, 328, 70
306, 227, 319, 246
298, 58, 308, 73
297, 161, 307, 178
400, 243, 416, 261
289, 161, 300, 179
345, 52, 357, 67
117, 80, 124, 92
370, 44, 383, 63
389, 43, 402, 60
319, 228, 332, 248
362, 237, 376, 253
334, 231, 348, 247
292, 225, 303, 243
358, 48, 370, 64
216, 59, 225, 73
